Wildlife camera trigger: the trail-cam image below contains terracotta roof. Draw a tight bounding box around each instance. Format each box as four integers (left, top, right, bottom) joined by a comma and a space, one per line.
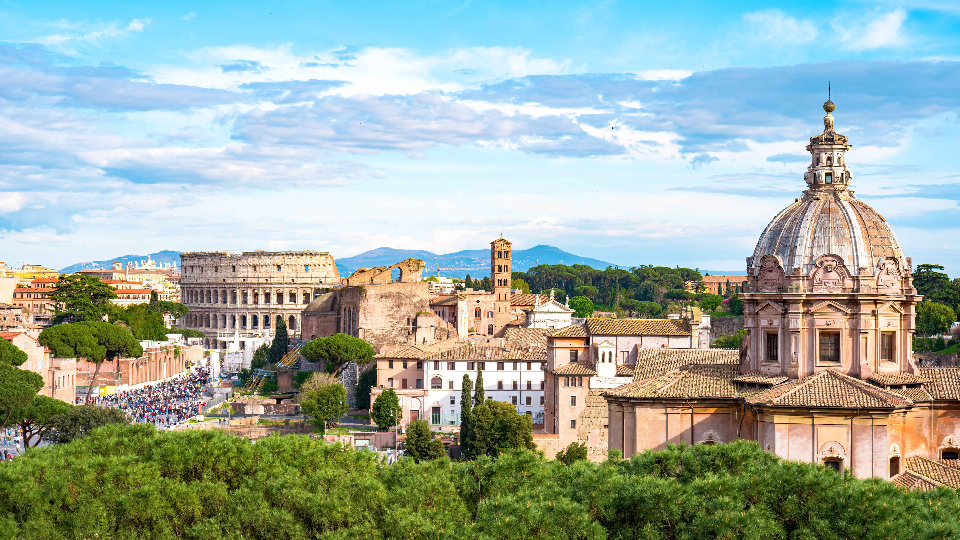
549, 324, 588, 338
868, 372, 928, 386
746, 370, 913, 409
606, 364, 741, 399
553, 362, 597, 376
115, 289, 153, 295
376, 345, 437, 360
733, 372, 790, 385
632, 348, 739, 380
0, 331, 25, 340
503, 327, 550, 347
425, 344, 546, 361
895, 457, 960, 490
430, 294, 459, 306
889, 387, 933, 402
585, 318, 690, 337
918, 368, 960, 401
701, 275, 748, 283
616, 364, 634, 377
510, 294, 550, 307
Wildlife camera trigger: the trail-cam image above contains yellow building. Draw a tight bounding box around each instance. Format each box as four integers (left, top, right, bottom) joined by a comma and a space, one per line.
0, 263, 60, 284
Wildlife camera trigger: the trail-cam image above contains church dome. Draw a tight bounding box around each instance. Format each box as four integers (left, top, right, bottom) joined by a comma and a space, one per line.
750, 102, 906, 276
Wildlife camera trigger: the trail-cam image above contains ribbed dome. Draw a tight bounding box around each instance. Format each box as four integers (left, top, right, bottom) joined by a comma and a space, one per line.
751, 192, 905, 275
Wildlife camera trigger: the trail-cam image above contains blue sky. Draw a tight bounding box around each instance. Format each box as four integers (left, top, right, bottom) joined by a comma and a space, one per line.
1, 0, 959, 274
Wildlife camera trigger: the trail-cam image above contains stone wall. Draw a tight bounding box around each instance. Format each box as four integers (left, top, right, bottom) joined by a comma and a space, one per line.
342, 259, 425, 286
710, 315, 744, 339
917, 352, 960, 367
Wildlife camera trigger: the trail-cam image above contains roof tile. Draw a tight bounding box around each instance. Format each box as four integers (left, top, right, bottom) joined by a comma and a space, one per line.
746, 370, 912, 409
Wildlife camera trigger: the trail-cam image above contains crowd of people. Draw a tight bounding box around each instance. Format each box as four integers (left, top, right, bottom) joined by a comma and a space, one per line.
83, 368, 211, 428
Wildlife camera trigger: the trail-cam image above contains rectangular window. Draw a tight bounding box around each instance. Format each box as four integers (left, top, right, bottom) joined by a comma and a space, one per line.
417, 361, 423, 369
497, 381, 504, 390
881, 332, 895, 362
402, 360, 408, 369
570, 395, 577, 406
479, 362, 485, 371
540, 381, 544, 390
449, 380, 454, 390
402, 379, 408, 389
526, 362, 532, 370
819, 332, 841, 363
564, 377, 569, 387
468, 361, 475, 371
570, 350, 578, 363
540, 396, 545, 405
388, 360, 394, 369
511, 396, 518, 405
497, 362, 504, 371
431, 378, 442, 389
432, 407, 440, 425
512, 380, 518, 390
448, 362, 456, 370
434, 361, 440, 370
450, 395, 455, 405
526, 380, 532, 390
525, 396, 532, 406
825, 172, 833, 184
513, 362, 518, 370
570, 420, 576, 429
388, 378, 393, 388
766, 333, 779, 363
416, 379, 422, 389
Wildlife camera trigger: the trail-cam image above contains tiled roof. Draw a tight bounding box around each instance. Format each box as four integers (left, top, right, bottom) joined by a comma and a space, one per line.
503, 327, 550, 347
549, 324, 588, 338
0, 331, 24, 340
430, 294, 459, 306
894, 457, 960, 490
376, 345, 437, 360
605, 364, 741, 399
746, 370, 913, 409
510, 294, 550, 307
553, 362, 597, 376
585, 318, 690, 337
868, 372, 928, 386
890, 387, 933, 402
616, 364, 634, 377
424, 344, 546, 361
918, 368, 960, 401
632, 348, 739, 380
702, 275, 748, 284
733, 372, 790, 385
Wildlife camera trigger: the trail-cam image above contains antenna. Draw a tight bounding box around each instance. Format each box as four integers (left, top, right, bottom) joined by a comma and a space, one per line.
828, 81, 831, 101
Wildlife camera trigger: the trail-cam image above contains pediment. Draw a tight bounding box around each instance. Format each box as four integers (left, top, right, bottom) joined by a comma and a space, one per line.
808, 300, 852, 315
756, 300, 785, 314
878, 301, 904, 315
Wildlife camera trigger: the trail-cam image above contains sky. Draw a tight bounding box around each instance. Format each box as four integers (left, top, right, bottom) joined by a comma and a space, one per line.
1, 0, 959, 274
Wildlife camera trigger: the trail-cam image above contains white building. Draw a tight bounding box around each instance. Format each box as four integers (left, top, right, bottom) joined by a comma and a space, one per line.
523, 291, 575, 330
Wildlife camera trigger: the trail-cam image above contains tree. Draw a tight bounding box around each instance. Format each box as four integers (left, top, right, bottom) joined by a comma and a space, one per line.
148, 290, 189, 322
728, 294, 744, 316
914, 264, 959, 310
48, 274, 117, 324
354, 368, 378, 410
39, 322, 142, 403
511, 278, 531, 294
636, 301, 662, 317
464, 274, 473, 289
0, 362, 43, 429
697, 293, 723, 312
917, 301, 957, 336
664, 289, 694, 302
556, 441, 589, 465
251, 344, 269, 370
473, 365, 485, 407
460, 374, 473, 457
712, 329, 746, 349
108, 303, 167, 341
269, 317, 288, 364
300, 333, 376, 375
468, 400, 536, 458
13, 395, 72, 447
298, 372, 347, 434
0, 338, 28, 366
404, 419, 445, 462
569, 295, 595, 318
573, 285, 598, 300
372, 388, 401, 431
46, 404, 129, 443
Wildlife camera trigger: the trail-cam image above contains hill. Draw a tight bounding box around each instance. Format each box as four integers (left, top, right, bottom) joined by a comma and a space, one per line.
60, 250, 182, 273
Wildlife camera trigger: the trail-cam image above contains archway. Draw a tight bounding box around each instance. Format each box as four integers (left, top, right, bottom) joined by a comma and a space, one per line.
392, 266, 403, 283
289, 315, 297, 331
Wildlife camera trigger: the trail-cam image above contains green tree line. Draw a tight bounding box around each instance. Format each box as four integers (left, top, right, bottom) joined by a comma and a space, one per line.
2, 424, 960, 539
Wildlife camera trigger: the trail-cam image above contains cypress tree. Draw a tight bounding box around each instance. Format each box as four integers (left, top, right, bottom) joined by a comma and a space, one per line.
473, 364, 484, 407
270, 318, 288, 364
465, 274, 473, 289
460, 374, 473, 457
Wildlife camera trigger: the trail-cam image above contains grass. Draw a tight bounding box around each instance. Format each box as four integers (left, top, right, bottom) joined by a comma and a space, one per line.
940, 343, 960, 355
347, 413, 370, 420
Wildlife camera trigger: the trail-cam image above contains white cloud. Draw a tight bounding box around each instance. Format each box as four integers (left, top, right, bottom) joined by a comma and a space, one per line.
182, 12, 197, 21
742, 10, 818, 45
837, 9, 908, 50
37, 17, 151, 53
0, 193, 24, 213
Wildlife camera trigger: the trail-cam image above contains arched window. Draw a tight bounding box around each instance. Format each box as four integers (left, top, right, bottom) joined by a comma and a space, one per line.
431, 377, 442, 389
276, 315, 283, 328
826, 155, 832, 166
264, 316, 270, 329
475, 308, 482, 318
822, 458, 842, 472
392, 267, 403, 283
889, 456, 900, 477
289, 315, 297, 331
252, 315, 259, 329
241, 315, 247, 329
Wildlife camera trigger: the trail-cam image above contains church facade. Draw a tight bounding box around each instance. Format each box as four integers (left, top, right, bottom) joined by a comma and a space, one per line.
603, 100, 960, 481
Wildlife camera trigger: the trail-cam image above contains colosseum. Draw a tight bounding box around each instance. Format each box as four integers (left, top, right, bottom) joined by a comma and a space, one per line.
179, 251, 341, 347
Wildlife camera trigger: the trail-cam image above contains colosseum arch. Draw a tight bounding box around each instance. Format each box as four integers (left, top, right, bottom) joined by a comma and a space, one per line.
343, 258, 426, 286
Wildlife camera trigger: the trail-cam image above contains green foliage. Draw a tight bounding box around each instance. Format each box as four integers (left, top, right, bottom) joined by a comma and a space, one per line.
468, 400, 536, 458
917, 301, 957, 337
933, 335, 948, 352
108, 303, 168, 340
729, 294, 745, 316
473, 365, 485, 406
568, 295, 595, 318
48, 274, 117, 324
169, 326, 206, 338
404, 419, 445, 462
664, 288, 694, 302
45, 404, 129, 443
298, 373, 347, 434
696, 292, 724, 312
914, 264, 960, 314
0, 363, 44, 429
257, 379, 279, 395
556, 441, 589, 465
40, 321, 142, 363
5, 430, 960, 539
0, 338, 28, 366
510, 277, 531, 294
269, 317, 288, 364
300, 333, 375, 375
712, 329, 746, 349
237, 368, 252, 385
371, 388, 401, 430
292, 370, 314, 389
460, 374, 473, 457
251, 344, 269, 370
12, 395, 73, 447
148, 290, 189, 321
354, 368, 377, 410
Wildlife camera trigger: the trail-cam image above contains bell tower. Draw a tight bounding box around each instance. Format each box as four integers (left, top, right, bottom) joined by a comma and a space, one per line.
491, 238, 512, 336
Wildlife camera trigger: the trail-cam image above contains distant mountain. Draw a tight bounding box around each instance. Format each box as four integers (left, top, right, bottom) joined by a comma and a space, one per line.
337, 244, 616, 278
60, 250, 182, 273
